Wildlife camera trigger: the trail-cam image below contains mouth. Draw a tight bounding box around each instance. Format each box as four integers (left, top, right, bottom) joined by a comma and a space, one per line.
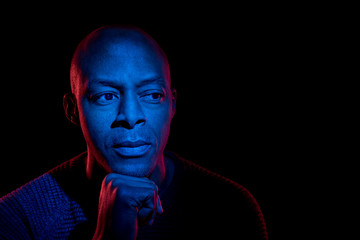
113, 140, 151, 158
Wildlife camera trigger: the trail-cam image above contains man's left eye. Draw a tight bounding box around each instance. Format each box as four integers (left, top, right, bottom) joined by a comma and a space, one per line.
141, 92, 165, 103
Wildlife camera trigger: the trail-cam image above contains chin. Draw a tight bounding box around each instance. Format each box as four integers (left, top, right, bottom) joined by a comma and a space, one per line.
109, 160, 155, 178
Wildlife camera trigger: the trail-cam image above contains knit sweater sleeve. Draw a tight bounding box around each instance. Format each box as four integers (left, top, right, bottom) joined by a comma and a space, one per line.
0, 173, 87, 240
0, 188, 32, 239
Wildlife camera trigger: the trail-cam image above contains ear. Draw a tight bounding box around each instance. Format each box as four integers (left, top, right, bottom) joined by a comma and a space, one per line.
63, 92, 79, 125
171, 88, 177, 119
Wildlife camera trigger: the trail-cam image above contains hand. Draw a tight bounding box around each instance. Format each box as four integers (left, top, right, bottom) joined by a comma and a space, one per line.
93, 173, 163, 240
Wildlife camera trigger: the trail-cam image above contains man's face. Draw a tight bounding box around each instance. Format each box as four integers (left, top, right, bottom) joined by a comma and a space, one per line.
75, 40, 175, 177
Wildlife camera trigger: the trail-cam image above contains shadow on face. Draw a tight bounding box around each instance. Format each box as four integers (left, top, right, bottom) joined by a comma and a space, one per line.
65, 25, 176, 177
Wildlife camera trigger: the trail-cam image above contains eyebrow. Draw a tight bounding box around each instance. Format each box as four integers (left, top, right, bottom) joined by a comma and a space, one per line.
136, 77, 165, 88
90, 76, 165, 88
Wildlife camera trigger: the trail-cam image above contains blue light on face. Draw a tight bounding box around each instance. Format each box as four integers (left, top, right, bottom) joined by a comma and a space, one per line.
140, 91, 166, 104
105, 93, 116, 101
76, 36, 175, 177
90, 92, 120, 105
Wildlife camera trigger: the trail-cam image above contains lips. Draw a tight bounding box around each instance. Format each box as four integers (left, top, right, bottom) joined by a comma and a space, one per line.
113, 140, 151, 157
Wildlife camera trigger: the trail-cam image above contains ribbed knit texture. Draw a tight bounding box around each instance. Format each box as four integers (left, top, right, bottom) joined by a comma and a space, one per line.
0, 152, 268, 239
0, 173, 87, 240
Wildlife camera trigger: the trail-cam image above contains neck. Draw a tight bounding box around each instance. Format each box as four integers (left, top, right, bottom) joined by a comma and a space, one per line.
85, 153, 109, 188
148, 154, 166, 186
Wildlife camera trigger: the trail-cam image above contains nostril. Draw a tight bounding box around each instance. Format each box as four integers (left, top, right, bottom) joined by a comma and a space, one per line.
111, 118, 146, 129
136, 119, 146, 126
111, 120, 131, 129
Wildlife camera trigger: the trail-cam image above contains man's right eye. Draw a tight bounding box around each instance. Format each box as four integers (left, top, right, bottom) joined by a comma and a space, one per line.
92, 93, 120, 105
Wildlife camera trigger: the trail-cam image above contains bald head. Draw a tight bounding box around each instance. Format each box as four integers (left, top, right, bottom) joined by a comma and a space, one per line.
70, 25, 170, 97
65, 25, 176, 177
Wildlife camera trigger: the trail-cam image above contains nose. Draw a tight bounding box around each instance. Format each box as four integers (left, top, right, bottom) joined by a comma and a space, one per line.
112, 93, 146, 129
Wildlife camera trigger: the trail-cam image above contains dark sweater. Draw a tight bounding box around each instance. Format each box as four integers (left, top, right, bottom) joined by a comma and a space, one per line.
0, 152, 268, 239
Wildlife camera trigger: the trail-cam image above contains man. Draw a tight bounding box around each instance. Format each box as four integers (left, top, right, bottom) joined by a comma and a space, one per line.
0, 25, 268, 239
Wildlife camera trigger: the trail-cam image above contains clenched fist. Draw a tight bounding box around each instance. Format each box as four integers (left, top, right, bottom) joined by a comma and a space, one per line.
93, 173, 163, 240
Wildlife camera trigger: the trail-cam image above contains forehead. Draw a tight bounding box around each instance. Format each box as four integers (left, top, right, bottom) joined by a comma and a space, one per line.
79, 35, 170, 89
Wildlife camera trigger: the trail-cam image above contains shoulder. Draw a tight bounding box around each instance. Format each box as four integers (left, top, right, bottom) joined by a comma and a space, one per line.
0, 154, 88, 239
168, 151, 257, 203
166, 151, 268, 239
1, 172, 70, 211
49, 151, 87, 177
0, 151, 88, 209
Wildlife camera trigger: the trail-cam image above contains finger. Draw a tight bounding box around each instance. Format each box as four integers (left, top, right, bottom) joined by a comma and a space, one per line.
148, 191, 158, 224
109, 176, 158, 192
106, 173, 154, 184
146, 195, 163, 225
138, 193, 157, 226
157, 195, 163, 215
148, 195, 160, 225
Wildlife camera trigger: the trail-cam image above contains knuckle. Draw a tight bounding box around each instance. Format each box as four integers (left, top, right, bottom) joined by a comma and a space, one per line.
151, 182, 159, 193
144, 181, 159, 196
104, 173, 117, 185
116, 187, 128, 197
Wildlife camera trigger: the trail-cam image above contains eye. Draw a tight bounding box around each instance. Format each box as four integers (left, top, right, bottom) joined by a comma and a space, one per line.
141, 91, 165, 104
104, 93, 115, 100
150, 93, 162, 99
92, 93, 119, 105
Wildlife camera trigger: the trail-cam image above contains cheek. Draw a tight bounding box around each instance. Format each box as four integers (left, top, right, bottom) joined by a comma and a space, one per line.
78, 105, 114, 148
146, 106, 173, 147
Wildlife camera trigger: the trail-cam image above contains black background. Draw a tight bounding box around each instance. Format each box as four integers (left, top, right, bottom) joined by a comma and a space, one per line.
0, 11, 343, 239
